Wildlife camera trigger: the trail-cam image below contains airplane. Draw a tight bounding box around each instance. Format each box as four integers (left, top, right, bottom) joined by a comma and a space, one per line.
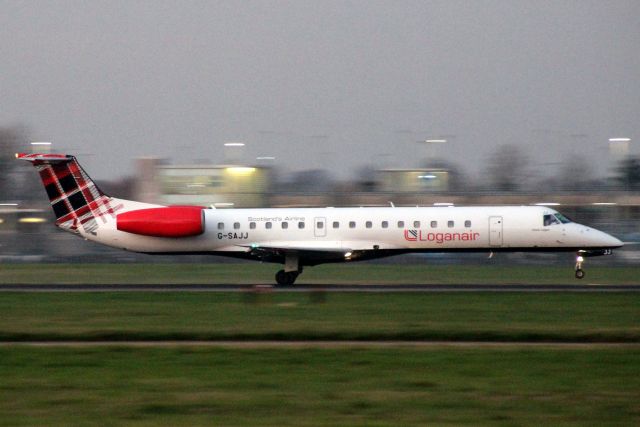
17, 152, 623, 285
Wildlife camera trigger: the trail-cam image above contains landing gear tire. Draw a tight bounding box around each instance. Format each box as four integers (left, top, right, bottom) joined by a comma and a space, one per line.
574, 253, 585, 280
275, 270, 298, 286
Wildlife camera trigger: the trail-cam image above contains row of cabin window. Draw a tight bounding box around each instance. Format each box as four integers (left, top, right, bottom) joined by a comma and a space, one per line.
217, 220, 473, 230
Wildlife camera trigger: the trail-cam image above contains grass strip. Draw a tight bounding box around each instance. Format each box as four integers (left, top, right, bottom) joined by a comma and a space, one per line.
1, 263, 638, 284
1, 347, 639, 426
1, 292, 638, 342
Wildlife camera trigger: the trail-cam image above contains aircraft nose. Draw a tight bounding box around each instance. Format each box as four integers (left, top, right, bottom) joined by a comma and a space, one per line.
594, 230, 623, 248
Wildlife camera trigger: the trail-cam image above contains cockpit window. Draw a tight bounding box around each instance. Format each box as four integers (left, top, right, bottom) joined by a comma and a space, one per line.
543, 214, 560, 226
554, 213, 573, 224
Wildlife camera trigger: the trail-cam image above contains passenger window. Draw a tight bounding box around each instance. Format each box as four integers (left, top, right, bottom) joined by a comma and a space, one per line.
217, 222, 224, 230
464, 220, 471, 228
448, 220, 454, 228
430, 221, 437, 228
366, 221, 372, 228
349, 221, 356, 229
234, 222, 240, 230
317, 221, 324, 229
333, 221, 340, 229
381, 221, 388, 228
282, 222, 288, 229
397, 221, 404, 228
265, 222, 272, 229
298, 221, 305, 229
413, 221, 420, 228
250, 222, 256, 229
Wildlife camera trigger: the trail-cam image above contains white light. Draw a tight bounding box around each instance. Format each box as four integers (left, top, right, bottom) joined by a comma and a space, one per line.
30, 141, 52, 146
425, 139, 447, 143
0, 203, 18, 206
213, 202, 235, 207
535, 202, 561, 206
19, 217, 46, 224
608, 138, 631, 143
224, 142, 245, 147
226, 167, 256, 175
577, 256, 584, 263
256, 156, 275, 160
433, 202, 453, 206
344, 251, 353, 258
418, 175, 437, 179
592, 202, 617, 206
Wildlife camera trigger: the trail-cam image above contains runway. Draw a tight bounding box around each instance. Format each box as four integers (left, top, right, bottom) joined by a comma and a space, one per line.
1, 284, 640, 292
2, 340, 639, 348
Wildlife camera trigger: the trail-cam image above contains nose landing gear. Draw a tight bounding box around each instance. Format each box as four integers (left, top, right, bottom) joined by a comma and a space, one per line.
574, 255, 585, 279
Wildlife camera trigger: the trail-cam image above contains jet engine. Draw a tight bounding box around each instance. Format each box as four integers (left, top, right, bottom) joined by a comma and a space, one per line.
116, 206, 205, 238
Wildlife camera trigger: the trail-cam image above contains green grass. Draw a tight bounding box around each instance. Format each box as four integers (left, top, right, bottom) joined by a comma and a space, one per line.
1, 292, 639, 342
0, 263, 638, 284
1, 347, 639, 426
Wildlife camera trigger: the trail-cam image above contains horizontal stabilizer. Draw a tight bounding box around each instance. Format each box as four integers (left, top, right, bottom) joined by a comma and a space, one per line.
16, 153, 74, 163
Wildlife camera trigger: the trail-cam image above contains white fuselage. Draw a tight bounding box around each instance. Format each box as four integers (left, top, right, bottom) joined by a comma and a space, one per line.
85, 203, 622, 264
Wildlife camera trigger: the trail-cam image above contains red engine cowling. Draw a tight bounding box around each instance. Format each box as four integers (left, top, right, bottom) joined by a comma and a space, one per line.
116, 206, 205, 238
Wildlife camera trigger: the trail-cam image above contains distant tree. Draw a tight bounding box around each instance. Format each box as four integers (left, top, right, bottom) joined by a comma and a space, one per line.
355, 165, 377, 192
616, 156, 640, 190
555, 154, 595, 191
0, 125, 27, 201
285, 169, 332, 192
485, 145, 529, 192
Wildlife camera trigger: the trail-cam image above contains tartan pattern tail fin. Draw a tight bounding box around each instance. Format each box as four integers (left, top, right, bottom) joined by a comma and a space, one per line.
16, 153, 120, 234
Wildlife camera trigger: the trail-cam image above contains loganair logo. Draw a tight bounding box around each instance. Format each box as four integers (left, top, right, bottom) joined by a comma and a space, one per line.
404, 229, 480, 243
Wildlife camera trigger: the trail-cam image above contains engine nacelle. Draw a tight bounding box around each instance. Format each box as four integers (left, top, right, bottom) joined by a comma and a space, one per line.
116, 206, 205, 238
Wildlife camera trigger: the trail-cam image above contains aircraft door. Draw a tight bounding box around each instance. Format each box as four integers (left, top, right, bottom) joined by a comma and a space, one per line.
314, 217, 326, 237
489, 216, 503, 247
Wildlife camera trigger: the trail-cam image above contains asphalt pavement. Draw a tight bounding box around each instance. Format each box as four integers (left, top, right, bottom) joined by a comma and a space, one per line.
1, 284, 639, 292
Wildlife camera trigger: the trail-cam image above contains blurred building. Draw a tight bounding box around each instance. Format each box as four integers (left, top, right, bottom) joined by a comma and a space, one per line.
135, 158, 272, 208
0, 207, 50, 259
377, 168, 449, 192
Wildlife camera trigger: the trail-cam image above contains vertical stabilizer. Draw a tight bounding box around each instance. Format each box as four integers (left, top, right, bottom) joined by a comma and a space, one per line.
16, 153, 121, 234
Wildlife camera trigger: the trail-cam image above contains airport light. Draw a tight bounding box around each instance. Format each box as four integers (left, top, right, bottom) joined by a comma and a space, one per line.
424, 139, 447, 144
224, 142, 245, 147
19, 217, 46, 224
608, 138, 631, 143
30, 142, 52, 146
417, 175, 437, 179
226, 167, 256, 176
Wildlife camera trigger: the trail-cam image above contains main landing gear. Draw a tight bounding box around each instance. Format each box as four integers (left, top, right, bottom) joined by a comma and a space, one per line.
275, 252, 302, 286
574, 254, 585, 279
275, 269, 300, 286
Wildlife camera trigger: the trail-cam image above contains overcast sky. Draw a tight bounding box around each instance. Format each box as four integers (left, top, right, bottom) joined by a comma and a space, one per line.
1, 0, 638, 180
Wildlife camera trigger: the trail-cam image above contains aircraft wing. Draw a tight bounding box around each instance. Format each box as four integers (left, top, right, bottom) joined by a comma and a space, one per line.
238, 241, 351, 264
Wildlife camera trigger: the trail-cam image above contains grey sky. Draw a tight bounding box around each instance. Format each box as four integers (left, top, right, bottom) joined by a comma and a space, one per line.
1, 0, 638, 180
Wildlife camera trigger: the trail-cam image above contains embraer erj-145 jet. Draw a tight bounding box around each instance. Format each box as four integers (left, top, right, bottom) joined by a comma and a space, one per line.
18, 153, 623, 285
